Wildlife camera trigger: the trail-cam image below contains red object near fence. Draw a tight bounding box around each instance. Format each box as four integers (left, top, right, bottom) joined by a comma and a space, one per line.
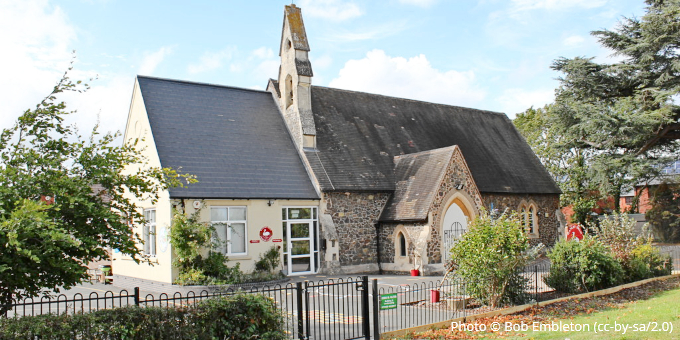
567, 224, 584, 241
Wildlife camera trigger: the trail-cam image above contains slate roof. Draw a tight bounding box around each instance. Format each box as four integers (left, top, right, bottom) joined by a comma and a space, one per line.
137, 76, 319, 200
304, 86, 560, 194
379, 146, 458, 222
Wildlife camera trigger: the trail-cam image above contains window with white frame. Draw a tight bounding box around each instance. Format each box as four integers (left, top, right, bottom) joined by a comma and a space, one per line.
143, 208, 156, 256
518, 202, 539, 238
210, 207, 247, 255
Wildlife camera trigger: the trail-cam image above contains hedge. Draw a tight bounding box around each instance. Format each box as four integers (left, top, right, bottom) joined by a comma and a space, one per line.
0, 293, 286, 340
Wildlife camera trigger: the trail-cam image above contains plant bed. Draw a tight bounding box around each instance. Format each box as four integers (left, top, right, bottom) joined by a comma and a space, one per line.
392, 276, 680, 339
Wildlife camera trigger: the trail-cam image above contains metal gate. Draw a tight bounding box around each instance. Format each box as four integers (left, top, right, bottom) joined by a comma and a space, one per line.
296, 276, 371, 340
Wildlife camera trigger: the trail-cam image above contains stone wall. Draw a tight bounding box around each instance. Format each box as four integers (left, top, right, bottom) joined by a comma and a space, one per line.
481, 193, 560, 247
323, 192, 390, 266
426, 149, 483, 264
378, 222, 424, 264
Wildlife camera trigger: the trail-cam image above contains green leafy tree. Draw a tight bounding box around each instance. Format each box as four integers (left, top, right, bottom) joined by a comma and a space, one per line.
448, 210, 539, 307
646, 182, 680, 242
0, 69, 194, 314
514, 106, 599, 225
516, 0, 680, 214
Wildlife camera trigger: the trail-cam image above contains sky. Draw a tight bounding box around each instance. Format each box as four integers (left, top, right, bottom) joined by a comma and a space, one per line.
0, 0, 647, 138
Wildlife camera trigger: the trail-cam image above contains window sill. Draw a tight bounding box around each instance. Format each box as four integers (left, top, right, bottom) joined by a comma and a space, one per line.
226, 255, 251, 260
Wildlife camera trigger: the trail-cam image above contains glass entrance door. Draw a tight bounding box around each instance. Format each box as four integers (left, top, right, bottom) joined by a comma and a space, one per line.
289, 222, 313, 274
282, 207, 319, 275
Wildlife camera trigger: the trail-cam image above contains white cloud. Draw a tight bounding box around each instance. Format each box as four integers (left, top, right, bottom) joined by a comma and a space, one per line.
329, 49, 485, 107
187, 47, 234, 75
251, 46, 274, 60
399, 0, 437, 8
0, 0, 78, 131
59, 73, 133, 136
248, 47, 279, 82
139, 46, 174, 75
297, 0, 363, 21
496, 88, 554, 118
510, 0, 607, 11
563, 35, 585, 47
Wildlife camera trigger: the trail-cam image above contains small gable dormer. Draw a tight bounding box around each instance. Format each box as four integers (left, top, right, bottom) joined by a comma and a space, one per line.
272, 4, 316, 150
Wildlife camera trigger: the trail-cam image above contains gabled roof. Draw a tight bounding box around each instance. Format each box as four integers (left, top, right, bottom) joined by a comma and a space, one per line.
137, 76, 319, 200
304, 86, 561, 194
379, 146, 458, 222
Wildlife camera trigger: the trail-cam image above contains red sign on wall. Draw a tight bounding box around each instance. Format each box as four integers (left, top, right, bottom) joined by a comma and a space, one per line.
272, 239, 283, 243
260, 226, 273, 242
249, 240, 260, 243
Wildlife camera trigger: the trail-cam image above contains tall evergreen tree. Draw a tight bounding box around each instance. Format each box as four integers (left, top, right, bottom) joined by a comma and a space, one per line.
516, 0, 680, 214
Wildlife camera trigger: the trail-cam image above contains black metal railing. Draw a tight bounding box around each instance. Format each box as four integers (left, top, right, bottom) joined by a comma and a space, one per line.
5, 249, 679, 340
374, 277, 467, 334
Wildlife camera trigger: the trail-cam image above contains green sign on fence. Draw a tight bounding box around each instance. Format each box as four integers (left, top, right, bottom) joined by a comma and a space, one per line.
379, 293, 398, 310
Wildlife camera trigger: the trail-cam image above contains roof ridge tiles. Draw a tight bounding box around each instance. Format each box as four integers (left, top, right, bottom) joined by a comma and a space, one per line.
137, 75, 269, 94
311, 84, 507, 117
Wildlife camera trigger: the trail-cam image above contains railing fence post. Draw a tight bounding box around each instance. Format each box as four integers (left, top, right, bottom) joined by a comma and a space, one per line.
296, 281, 305, 340
372, 278, 380, 340
534, 265, 539, 305
134, 287, 140, 306
360, 276, 370, 340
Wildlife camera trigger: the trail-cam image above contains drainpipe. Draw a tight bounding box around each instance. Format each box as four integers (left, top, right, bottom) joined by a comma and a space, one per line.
374, 222, 383, 275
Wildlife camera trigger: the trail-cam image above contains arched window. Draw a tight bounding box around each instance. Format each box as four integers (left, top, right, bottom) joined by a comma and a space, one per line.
284, 74, 293, 108
528, 206, 536, 234
398, 232, 407, 257
518, 202, 539, 238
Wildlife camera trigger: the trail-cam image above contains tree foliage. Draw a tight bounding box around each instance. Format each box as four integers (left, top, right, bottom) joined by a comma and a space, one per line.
515, 0, 680, 216
0, 68, 194, 313
168, 208, 242, 285
544, 236, 624, 293
448, 210, 539, 307
514, 106, 600, 225
646, 182, 680, 242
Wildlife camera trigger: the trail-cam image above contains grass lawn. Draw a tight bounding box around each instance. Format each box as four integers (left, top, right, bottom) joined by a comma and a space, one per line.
395, 277, 680, 340
514, 287, 680, 339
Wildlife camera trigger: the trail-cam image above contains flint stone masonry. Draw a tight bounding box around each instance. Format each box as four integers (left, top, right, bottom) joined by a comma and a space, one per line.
379, 222, 424, 265
426, 149, 483, 264
324, 192, 390, 266
481, 193, 560, 247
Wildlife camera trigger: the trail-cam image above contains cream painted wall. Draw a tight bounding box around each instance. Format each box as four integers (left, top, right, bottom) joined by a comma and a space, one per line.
113, 78, 174, 284
182, 199, 319, 274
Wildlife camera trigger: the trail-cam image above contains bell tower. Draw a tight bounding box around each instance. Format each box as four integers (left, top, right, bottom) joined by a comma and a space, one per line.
271, 4, 316, 149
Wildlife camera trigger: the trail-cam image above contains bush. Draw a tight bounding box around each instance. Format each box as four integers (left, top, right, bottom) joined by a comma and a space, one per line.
169, 208, 244, 285
0, 294, 286, 340
646, 182, 680, 242
448, 209, 538, 307
596, 212, 671, 282
627, 244, 673, 280
544, 236, 624, 293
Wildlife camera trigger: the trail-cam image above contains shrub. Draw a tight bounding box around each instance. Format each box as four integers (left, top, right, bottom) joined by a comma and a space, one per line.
628, 244, 673, 280
448, 209, 538, 307
0, 294, 286, 340
544, 236, 624, 293
169, 208, 243, 285
255, 246, 282, 273
595, 212, 671, 282
646, 182, 680, 243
